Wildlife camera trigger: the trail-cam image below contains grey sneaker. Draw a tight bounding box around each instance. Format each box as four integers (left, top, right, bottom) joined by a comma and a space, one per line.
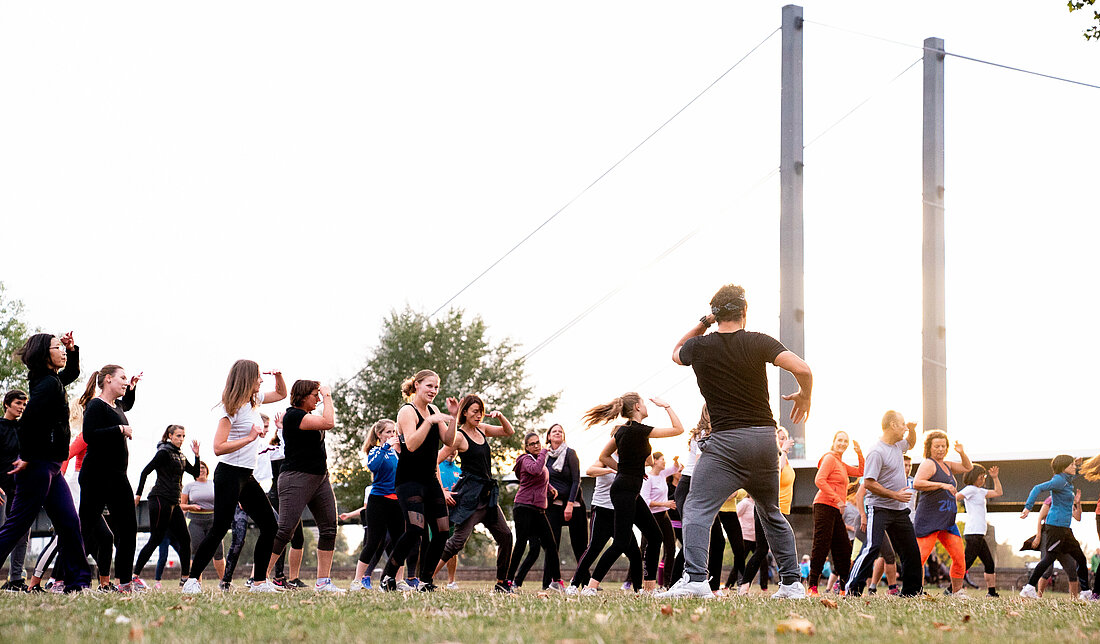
654, 576, 713, 599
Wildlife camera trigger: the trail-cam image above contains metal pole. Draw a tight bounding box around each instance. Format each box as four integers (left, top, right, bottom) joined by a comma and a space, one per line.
779, 4, 805, 459
922, 37, 947, 431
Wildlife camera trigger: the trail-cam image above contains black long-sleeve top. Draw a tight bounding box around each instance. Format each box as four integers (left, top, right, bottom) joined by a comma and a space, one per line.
136, 441, 200, 501
0, 418, 20, 491
17, 346, 80, 463
547, 446, 582, 504
81, 387, 136, 476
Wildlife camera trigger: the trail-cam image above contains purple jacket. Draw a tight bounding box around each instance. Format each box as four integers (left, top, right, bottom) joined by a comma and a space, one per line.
513, 450, 550, 509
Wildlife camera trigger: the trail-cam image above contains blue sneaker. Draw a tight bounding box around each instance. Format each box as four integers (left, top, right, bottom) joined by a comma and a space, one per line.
361, 576, 372, 590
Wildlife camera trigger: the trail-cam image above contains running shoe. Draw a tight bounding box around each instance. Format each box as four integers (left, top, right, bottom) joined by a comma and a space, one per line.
117, 582, 134, 594
348, 579, 364, 592
246, 577, 254, 588
250, 580, 281, 593
580, 586, 599, 597
564, 584, 579, 596
446, 581, 460, 590
771, 582, 807, 599
315, 580, 346, 593
887, 587, 900, 596
493, 581, 515, 594
131, 576, 148, 591
1079, 590, 1097, 601
395, 579, 416, 592
1019, 584, 1039, 598
986, 589, 1000, 598
97, 583, 117, 593
867, 585, 877, 595
48, 581, 65, 594
713, 588, 728, 598
218, 581, 232, 592
417, 582, 438, 592
546, 580, 566, 593
272, 576, 289, 588
655, 576, 714, 599
153, 581, 162, 590
288, 578, 307, 589
621, 581, 633, 591
28, 585, 45, 594
380, 576, 398, 592
181, 578, 202, 594
807, 586, 819, 596
1, 579, 28, 592
361, 576, 372, 590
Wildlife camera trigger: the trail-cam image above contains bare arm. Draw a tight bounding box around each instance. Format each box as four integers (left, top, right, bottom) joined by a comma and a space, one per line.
180, 492, 201, 513
648, 398, 684, 439
987, 467, 1003, 499
213, 416, 262, 456
480, 410, 514, 438
671, 315, 713, 365
398, 405, 453, 453
261, 371, 287, 405
598, 438, 618, 470
774, 351, 812, 424
904, 422, 917, 451
587, 462, 616, 477
437, 441, 461, 465
298, 386, 336, 431
946, 442, 972, 474
864, 477, 911, 504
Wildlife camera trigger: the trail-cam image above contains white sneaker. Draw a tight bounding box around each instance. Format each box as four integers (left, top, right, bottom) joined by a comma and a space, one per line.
713, 588, 729, 598
654, 576, 713, 599
565, 585, 578, 596
315, 580, 346, 593
348, 580, 364, 592
250, 580, 281, 593
446, 581, 459, 590
181, 578, 202, 594
395, 579, 415, 592
1019, 584, 1039, 598
1079, 590, 1095, 601
771, 582, 807, 599
581, 586, 598, 597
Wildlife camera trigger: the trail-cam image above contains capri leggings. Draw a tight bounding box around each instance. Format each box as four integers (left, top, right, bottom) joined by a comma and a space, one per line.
917, 530, 966, 579
381, 480, 449, 583
963, 534, 995, 574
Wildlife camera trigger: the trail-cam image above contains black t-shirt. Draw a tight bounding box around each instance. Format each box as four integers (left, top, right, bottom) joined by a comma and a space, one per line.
281, 407, 327, 475
613, 421, 653, 477
679, 330, 786, 432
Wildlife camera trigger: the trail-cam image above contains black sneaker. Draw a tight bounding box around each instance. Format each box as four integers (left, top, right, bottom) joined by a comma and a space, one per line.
98, 583, 119, 593
286, 578, 307, 589
1, 580, 28, 593
418, 582, 438, 592
867, 585, 878, 595
218, 581, 232, 592
63, 585, 85, 594
246, 577, 254, 588
988, 589, 1000, 598
271, 576, 288, 588
493, 581, 515, 594
28, 584, 45, 594
380, 576, 397, 592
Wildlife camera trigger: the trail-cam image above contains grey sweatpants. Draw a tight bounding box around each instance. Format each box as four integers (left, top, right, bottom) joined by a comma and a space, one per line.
273, 471, 338, 553
681, 427, 799, 586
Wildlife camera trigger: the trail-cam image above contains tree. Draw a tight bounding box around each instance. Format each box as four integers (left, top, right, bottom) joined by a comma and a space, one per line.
329, 307, 559, 512
1069, 0, 1100, 40
0, 282, 33, 393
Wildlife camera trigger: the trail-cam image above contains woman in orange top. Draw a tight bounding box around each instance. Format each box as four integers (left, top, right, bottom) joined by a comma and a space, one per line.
807, 431, 863, 594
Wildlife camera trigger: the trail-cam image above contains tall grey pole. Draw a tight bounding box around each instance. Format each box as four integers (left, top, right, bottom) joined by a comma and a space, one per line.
922, 37, 947, 431
779, 4, 805, 459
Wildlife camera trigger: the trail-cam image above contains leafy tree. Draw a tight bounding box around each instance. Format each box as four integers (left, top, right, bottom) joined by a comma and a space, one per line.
1069, 0, 1100, 40
329, 307, 559, 512
0, 282, 34, 393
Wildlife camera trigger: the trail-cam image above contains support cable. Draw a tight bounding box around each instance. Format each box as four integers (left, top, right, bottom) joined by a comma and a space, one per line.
429, 27, 782, 318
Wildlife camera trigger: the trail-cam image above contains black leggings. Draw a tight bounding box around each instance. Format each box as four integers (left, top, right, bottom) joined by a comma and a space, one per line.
570, 506, 636, 587
963, 534, 996, 574
133, 496, 190, 578
508, 503, 560, 587
1028, 525, 1089, 589
546, 500, 589, 563
79, 471, 137, 581
591, 474, 662, 584
718, 512, 747, 588
190, 463, 277, 582
741, 513, 771, 589
808, 503, 852, 588
382, 480, 449, 583
638, 511, 676, 586
357, 495, 404, 568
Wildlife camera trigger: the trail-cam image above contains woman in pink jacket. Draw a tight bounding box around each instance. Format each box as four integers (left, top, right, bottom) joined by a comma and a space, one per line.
807, 431, 863, 595
506, 431, 564, 592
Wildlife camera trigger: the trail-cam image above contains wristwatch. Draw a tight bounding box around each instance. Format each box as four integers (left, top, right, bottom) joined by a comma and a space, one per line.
699, 315, 712, 329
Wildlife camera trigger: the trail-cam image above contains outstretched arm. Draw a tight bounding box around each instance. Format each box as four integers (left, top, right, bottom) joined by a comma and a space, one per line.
775, 351, 812, 424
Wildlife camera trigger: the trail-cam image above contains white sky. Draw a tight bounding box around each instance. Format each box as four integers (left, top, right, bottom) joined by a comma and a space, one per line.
2, 1, 1097, 551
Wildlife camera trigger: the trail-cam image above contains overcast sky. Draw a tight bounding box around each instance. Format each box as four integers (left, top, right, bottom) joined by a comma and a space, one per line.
2, 1, 1097, 549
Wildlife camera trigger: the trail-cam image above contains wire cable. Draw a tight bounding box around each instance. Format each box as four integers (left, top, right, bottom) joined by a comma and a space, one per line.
429, 27, 783, 318
805, 19, 1100, 91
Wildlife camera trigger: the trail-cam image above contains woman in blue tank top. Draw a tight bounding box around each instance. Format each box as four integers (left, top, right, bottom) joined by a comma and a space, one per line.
912, 431, 972, 595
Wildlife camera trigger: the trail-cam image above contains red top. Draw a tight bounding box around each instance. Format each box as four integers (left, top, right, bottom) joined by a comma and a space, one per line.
61, 432, 86, 475
812, 450, 864, 509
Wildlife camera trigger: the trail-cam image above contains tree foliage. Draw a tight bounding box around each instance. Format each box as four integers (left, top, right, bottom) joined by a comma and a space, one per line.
0, 282, 33, 394
329, 307, 559, 512
1069, 0, 1100, 40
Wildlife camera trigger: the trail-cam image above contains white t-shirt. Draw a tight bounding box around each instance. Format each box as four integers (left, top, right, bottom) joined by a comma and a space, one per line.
959, 485, 991, 535
591, 454, 618, 510
682, 436, 702, 477
217, 393, 265, 469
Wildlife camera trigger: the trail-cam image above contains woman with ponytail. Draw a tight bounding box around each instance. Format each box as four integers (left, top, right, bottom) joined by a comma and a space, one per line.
346, 419, 404, 590
0, 333, 90, 593
580, 393, 684, 596
378, 370, 456, 592
131, 425, 200, 587
183, 360, 286, 593
78, 364, 142, 592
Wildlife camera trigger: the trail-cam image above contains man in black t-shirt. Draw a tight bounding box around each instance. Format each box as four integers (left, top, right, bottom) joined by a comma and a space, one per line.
657, 284, 812, 599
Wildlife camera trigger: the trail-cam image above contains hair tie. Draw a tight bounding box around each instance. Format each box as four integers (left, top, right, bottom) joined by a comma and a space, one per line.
710, 300, 744, 316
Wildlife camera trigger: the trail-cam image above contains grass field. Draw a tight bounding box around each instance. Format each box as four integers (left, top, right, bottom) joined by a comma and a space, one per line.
1, 583, 1098, 643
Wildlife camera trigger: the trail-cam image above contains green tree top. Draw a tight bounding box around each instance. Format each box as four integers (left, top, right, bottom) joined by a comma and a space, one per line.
0, 282, 33, 393
1069, 0, 1100, 40
329, 307, 559, 511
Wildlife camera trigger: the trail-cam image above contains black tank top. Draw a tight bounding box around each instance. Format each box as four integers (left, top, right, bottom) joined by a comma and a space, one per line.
457, 427, 491, 480
396, 403, 443, 484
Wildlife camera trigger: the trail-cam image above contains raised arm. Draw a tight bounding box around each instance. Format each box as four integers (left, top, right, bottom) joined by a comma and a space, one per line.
672, 315, 713, 365
57, 339, 80, 386
947, 441, 973, 474
648, 398, 684, 439
261, 370, 287, 405
480, 410, 514, 438
775, 351, 812, 424
845, 442, 865, 476
986, 466, 1003, 499
298, 386, 336, 431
